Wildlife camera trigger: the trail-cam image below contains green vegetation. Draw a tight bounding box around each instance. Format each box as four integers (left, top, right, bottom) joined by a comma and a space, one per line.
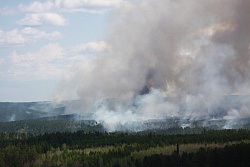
0, 129, 250, 167
0, 102, 65, 122
0, 115, 103, 135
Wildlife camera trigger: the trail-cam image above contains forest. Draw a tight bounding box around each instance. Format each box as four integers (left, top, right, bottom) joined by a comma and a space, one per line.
0, 129, 250, 167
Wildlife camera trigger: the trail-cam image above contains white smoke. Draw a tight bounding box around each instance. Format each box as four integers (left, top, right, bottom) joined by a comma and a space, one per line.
9, 114, 16, 122
54, 0, 250, 131
92, 89, 179, 132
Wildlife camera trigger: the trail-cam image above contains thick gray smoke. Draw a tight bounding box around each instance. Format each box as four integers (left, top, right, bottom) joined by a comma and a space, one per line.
54, 0, 250, 132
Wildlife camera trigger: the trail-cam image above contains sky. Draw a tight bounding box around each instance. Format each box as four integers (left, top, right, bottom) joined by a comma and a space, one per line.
0, 0, 125, 102
1, 0, 250, 131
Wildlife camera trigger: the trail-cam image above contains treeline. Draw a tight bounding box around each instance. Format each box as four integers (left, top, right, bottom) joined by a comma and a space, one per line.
0, 115, 103, 135
0, 129, 250, 167
1, 142, 249, 167
0, 146, 38, 167
1, 129, 250, 149
143, 143, 250, 167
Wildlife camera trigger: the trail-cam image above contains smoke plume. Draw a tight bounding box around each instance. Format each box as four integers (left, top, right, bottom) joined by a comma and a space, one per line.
54, 0, 250, 132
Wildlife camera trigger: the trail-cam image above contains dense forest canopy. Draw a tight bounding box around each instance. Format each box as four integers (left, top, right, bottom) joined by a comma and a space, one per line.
0, 129, 250, 167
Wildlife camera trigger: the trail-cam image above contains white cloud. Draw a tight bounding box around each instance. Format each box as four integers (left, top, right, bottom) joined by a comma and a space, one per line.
8, 43, 65, 80
5, 42, 99, 81
0, 27, 62, 47
18, 1, 54, 13
75, 41, 110, 53
56, 0, 125, 12
11, 43, 64, 63
21, 27, 62, 40
18, 0, 126, 13
17, 13, 66, 26
0, 7, 17, 15
0, 29, 26, 46
0, 58, 4, 65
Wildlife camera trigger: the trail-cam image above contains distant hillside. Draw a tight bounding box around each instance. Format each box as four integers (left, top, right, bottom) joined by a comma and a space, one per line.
1, 95, 250, 134
0, 113, 250, 135
0, 102, 65, 122
0, 114, 103, 135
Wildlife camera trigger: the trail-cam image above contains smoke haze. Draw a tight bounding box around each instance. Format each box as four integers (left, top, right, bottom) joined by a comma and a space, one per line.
54, 0, 250, 132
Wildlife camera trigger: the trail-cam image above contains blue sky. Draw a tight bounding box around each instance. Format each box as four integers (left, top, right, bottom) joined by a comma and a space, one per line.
0, 0, 125, 102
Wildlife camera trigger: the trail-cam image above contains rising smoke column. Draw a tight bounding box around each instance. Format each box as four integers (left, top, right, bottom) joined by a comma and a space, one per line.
54, 0, 250, 131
